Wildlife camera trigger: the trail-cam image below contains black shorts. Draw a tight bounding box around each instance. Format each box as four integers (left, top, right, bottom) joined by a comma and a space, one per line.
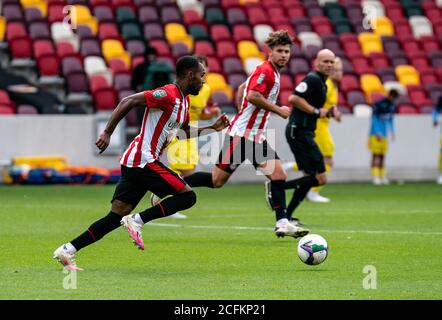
215, 135, 279, 174
112, 162, 186, 207
286, 124, 325, 175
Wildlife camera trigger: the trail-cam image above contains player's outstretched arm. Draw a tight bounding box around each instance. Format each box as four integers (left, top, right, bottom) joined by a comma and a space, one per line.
96, 92, 146, 153
182, 114, 230, 139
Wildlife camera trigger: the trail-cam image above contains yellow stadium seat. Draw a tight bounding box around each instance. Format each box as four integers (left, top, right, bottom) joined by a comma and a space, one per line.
372, 16, 394, 37
71, 5, 93, 25
206, 73, 233, 99
164, 23, 193, 50
102, 39, 131, 68
0, 16, 6, 42
358, 32, 383, 55
395, 65, 420, 86
78, 19, 98, 34
20, 0, 47, 16
360, 74, 385, 102
237, 40, 264, 61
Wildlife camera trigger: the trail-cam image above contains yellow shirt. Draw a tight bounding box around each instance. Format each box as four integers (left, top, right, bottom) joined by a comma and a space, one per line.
317, 78, 338, 128
188, 84, 211, 122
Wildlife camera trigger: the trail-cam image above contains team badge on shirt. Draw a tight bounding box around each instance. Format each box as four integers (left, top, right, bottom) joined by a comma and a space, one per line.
295, 82, 308, 93
257, 73, 266, 84
153, 89, 167, 98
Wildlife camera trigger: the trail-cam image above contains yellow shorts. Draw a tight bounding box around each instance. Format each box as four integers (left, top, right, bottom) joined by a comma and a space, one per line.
369, 135, 388, 155
314, 127, 335, 157
166, 137, 199, 171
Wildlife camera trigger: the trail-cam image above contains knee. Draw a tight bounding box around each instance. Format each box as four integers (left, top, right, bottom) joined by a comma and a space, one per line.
182, 190, 197, 208
111, 200, 133, 216
212, 177, 226, 188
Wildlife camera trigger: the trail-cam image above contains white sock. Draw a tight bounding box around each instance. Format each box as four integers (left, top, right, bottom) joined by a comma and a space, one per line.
64, 242, 77, 254
276, 218, 289, 228
133, 214, 144, 225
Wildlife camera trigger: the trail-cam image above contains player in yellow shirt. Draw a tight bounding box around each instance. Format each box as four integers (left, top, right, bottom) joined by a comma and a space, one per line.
153, 56, 220, 218
283, 57, 342, 203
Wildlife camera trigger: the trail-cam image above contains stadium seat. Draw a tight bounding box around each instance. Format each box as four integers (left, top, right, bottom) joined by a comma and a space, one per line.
206, 73, 233, 99
358, 32, 383, 56
289, 57, 310, 75
0, 17, 5, 42
101, 39, 131, 68
360, 74, 385, 102
121, 23, 143, 41
164, 23, 193, 51
143, 23, 164, 41
171, 42, 191, 58
298, 32, 322, 50
223, 57, 244, 75
126, 39, 146, 58
409, 16, 433, 38
29, 21, 51, 40
188, 24, 210, 41
93, 88, 118, 110
244, 57, 264, 75
347, 90, 367, 106
211, 24, 231, 42
24, 7, 45, 24
253, 24, 274, 46
194, 40, 215, 56
84, 56, 113, 84
33, 39, 55, 59
340, 74, 361, 92
149, 39, 171, 56
37, 53, 61, 76
17, 104, 39, 114
395, 65, 420, 86
3, 4, 24, 22
9, 36, 33, 59
237, 41, 264, 61
232, 24, 254, 42
228, 73, 247, 90
372, 16, 394, 37
93, 5, 115, 23
108, 58, 130, 74
397, 104, 419, 114
51, 22, 79, 51
226, 7, 248, 26
353, 104, 372, 117
80, 38, 101, 57
139, 6, 160, 24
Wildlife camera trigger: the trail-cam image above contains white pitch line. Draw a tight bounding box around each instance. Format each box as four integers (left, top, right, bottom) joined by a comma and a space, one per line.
149, 223, 442, 236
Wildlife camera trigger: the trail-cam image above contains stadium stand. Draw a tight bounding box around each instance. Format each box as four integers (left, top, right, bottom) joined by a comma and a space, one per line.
0, 0, 440, 116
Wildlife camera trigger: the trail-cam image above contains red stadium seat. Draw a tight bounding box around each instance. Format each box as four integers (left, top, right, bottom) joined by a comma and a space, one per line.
210, 24, 231, 42
9, 36, 33, 59
37, 54, 61, 76
397, 104, 419, 114
94, 88, 118, 110
33, 40, 56, 59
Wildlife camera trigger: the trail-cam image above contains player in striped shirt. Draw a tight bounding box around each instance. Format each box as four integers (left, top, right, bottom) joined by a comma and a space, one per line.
183, 31, 309, 238
53, 56, 230, 270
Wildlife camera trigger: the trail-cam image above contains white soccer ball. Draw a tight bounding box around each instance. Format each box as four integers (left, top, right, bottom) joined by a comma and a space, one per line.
297, 234, 328, 266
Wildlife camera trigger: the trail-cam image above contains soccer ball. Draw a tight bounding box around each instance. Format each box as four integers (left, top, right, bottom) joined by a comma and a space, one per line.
297, 234, 328, 266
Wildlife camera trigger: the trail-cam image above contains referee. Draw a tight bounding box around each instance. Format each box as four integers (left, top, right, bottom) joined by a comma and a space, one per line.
284, 49, 338, 225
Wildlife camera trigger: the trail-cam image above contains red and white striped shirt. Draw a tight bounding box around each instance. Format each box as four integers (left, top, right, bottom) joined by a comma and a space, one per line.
121, 84, 190, 168
227, 60, 280, 143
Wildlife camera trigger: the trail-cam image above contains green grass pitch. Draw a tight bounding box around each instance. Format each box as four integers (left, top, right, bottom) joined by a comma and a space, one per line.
0, 183, 441, 300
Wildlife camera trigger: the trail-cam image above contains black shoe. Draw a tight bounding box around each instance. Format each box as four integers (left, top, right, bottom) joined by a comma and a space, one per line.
264, 181, 274, 210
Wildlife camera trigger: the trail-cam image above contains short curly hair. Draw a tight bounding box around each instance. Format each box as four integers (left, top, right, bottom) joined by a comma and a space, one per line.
265, 30, 294, 49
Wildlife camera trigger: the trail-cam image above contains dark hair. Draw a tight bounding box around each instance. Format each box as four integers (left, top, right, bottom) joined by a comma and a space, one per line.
194, 55, 208, 67
388, 89, 399, 98
265, 30, 294, 49
176, 55, 200, 77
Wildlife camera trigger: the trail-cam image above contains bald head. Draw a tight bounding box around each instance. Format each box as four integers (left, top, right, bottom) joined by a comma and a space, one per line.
315, 49, 336, 76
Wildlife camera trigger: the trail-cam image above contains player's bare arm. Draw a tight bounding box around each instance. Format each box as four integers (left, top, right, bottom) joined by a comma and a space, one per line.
289, 94, 329, 118
248, 90, 290, 118
96, 92, 146, 153
235, 82, 246, 110
182, 113, 230, 139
